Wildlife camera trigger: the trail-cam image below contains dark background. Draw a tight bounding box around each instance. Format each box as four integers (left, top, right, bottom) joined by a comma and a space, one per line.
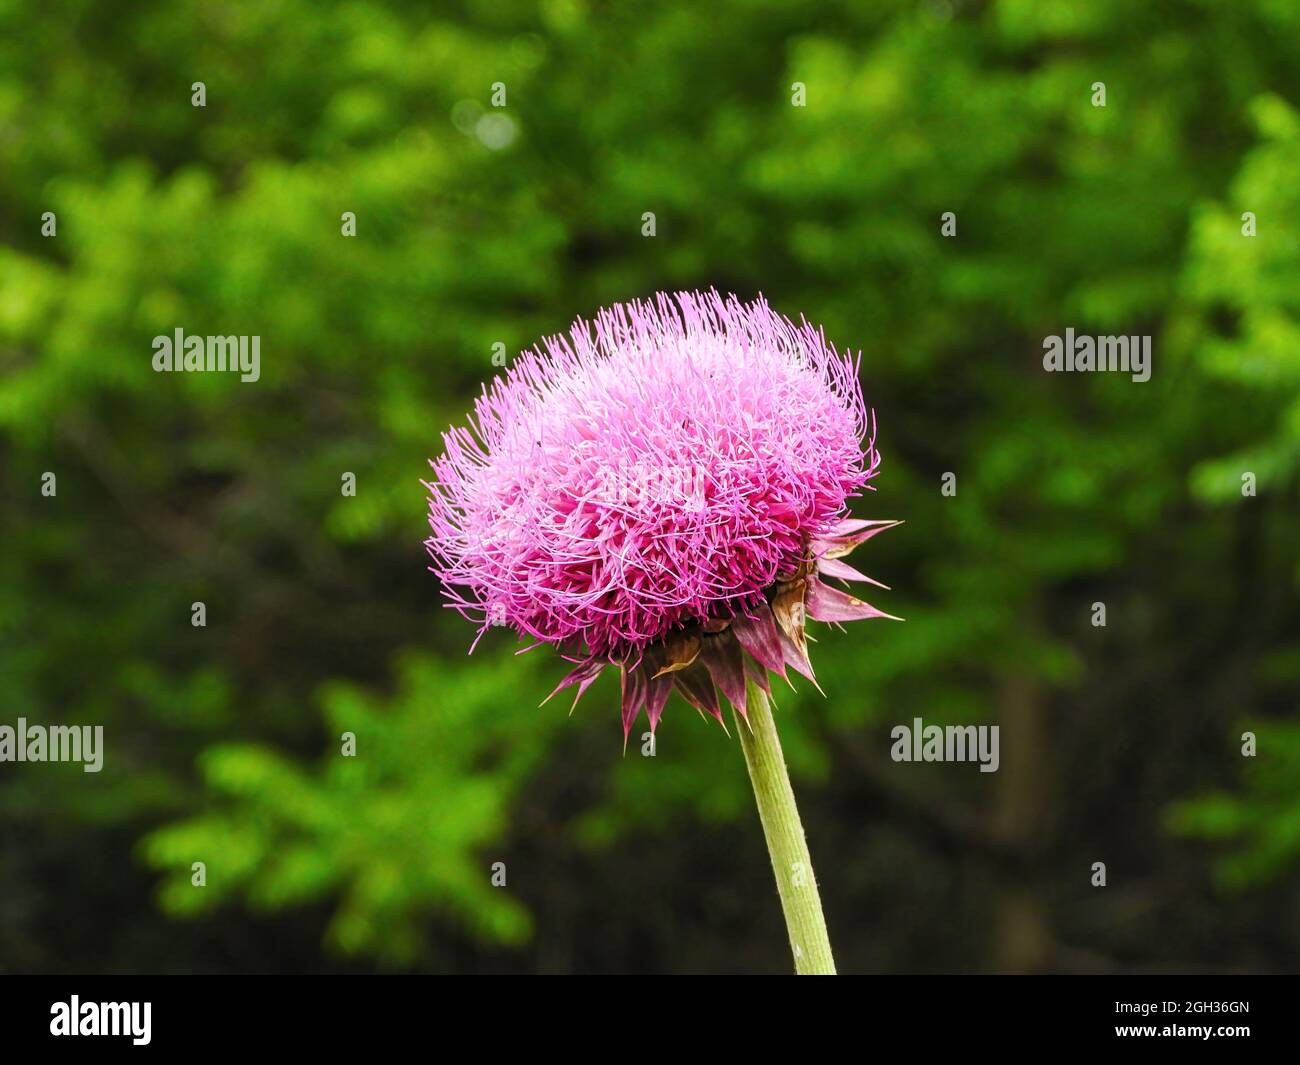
1, 0, 1298, 974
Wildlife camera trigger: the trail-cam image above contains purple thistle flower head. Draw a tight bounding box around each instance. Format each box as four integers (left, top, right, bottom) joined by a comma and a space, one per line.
425, 290, 898, 739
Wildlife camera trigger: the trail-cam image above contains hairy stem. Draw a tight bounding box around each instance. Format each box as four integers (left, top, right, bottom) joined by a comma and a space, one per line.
735, 676, 836, 975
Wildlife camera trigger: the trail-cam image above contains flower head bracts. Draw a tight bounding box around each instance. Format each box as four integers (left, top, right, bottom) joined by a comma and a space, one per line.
425, 290, 897, 740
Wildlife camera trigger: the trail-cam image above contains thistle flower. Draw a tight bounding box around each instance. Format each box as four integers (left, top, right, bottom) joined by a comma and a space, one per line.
425, 290, 898, 742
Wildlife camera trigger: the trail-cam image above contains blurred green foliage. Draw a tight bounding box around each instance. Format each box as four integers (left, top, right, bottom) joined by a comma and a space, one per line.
1168, 722, 1300, 891
141, 653, 549, 960
1, 0, 1297, 973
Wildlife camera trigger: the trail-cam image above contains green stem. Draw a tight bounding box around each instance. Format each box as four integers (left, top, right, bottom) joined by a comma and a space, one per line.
735, 676, 836, 975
